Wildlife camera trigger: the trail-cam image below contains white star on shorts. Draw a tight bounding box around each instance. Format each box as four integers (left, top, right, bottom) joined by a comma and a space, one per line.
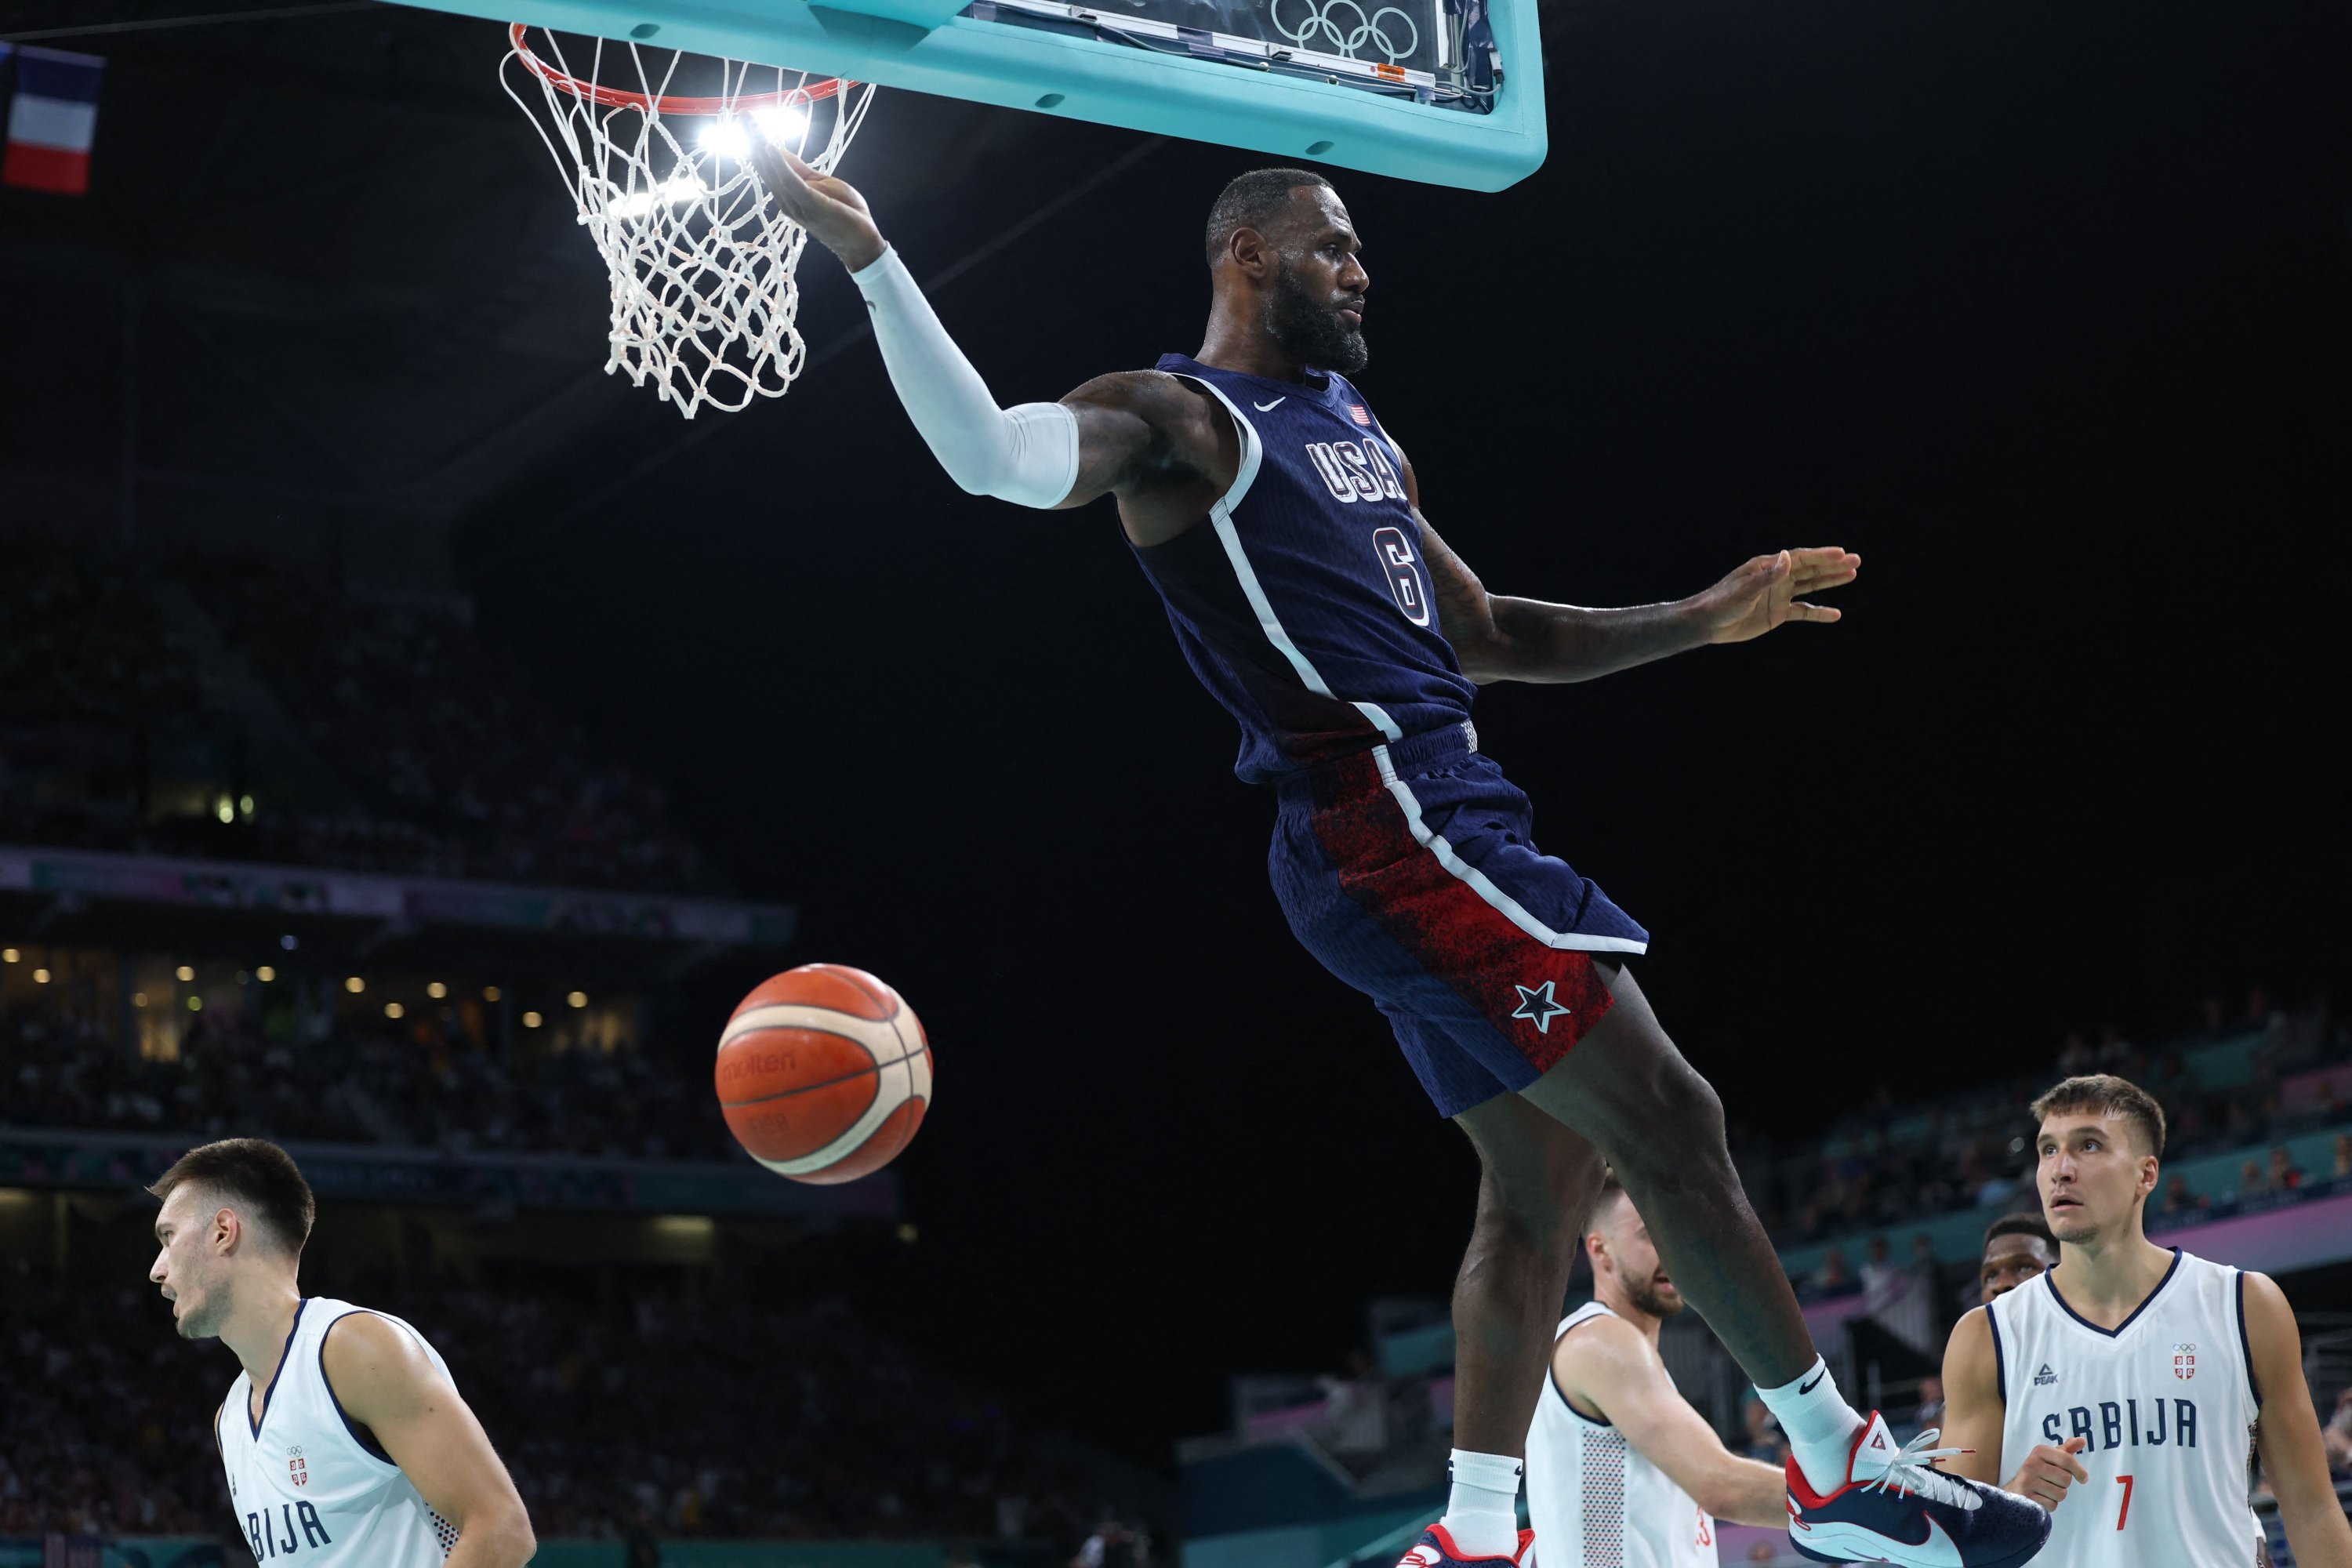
1512, 980, 1571, 1033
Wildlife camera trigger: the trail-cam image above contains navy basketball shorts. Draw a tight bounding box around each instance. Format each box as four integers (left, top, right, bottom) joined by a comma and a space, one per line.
1269, 722, 1651, 1118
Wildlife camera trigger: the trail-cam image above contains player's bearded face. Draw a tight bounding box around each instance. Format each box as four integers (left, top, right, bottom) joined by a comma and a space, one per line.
1267, 256, 1368, 373
1624, 1262, 1685, 1319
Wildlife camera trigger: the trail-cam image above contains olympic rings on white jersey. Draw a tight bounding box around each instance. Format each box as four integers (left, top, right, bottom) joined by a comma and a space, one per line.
1268, 0, 1419, 63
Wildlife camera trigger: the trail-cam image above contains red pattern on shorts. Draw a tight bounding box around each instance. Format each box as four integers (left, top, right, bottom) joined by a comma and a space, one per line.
1308, 756, 1614, 1075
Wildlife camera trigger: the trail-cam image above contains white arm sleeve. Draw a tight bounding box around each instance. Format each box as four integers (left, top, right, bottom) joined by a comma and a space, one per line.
850, 245, 1081, 509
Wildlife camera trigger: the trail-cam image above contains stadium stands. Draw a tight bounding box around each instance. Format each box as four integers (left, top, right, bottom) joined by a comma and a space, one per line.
0, 1276, 1155, 1544
1178, 994, 2352, 1568
2, 530, 708, 892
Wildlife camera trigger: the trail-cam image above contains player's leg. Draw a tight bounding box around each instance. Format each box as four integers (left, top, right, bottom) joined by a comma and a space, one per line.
1514, 964, 1846, 1473
1437, 1095, 1603, 1558
1450, 1095, 1604, 1454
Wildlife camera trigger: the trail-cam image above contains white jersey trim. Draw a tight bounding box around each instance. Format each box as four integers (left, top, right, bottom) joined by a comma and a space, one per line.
1175, 372, 1646, 957
1173, 374, 1408, 744
1373, 746, 1650, 954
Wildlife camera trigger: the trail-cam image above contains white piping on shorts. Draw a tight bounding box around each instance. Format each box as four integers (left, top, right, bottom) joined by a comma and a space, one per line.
1174, 377, 1645, 956
1371, 742, 1650, 954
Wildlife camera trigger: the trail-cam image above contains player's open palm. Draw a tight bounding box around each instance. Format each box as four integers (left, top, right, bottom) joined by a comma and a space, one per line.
1694, 546, 1860, 644
747, 143, 885, 270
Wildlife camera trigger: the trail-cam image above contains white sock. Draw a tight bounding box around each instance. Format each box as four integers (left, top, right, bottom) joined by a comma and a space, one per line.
1439, 1450, 1523, 1559
1755, 1356, 1866, 1495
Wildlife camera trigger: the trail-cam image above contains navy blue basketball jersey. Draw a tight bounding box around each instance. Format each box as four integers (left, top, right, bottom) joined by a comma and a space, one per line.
1131, 355, 1476, 783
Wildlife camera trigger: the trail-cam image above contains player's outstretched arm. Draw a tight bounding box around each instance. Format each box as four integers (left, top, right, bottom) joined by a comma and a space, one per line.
1557, 1316, 1785, 1527
2246, 1272, 2352, 1568
746, 143, 1182, 512
1933, 1307, 2089, 1508
1400, 459, 1857, 684
321, 1314, 536, 1568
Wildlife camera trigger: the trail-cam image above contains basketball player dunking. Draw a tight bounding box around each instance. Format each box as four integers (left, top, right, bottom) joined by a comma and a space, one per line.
753, 149, 2049, 1566
1528, 1171, 1786, 1567
147, 1138, 535, 1566
1936, 1075, 2352, 1567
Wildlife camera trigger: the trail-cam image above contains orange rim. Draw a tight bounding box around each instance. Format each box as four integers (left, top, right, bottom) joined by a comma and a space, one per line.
507, 23, 852, 114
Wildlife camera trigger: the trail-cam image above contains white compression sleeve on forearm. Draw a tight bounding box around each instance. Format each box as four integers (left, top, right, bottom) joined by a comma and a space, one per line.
849, 245, 1080, 509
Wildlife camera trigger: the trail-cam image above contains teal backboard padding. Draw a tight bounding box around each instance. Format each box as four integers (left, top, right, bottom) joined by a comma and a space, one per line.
394, 0, 1544, 189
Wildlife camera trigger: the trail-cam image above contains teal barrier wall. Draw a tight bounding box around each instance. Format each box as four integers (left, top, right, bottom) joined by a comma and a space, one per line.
1181, 1501, 1440, 1568
2, 1540, 972, 1568
529, 1543, 951, 1568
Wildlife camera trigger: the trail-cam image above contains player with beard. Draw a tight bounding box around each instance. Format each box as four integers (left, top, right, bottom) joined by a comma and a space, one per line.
753, 149, 2052, 1568
147, 1138, 534, 1567
1527, 1171, 1786, 1566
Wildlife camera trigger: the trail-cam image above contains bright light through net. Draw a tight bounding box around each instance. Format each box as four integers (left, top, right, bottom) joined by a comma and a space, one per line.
501, 26, 876, 418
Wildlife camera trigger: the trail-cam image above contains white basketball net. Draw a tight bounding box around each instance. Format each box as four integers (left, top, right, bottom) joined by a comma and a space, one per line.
501, 26, 877, 419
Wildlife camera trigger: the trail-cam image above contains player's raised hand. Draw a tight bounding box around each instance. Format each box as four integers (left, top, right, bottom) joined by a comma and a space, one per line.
1691, 546, 1861, 644
2008, 1437, 2089, 1511
746, 141, 886, 271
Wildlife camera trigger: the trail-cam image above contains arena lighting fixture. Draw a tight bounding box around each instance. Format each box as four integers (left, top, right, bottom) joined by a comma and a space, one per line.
132, 993, 148, 1008
279, 934, 298, 951
32, 967, 50, 984
568, 990, 588, 1008
238, 793, 255, 816
484, 985, 503, 1002
256, 965, 277, 982
427, 982, 448, 999
386, 1002, 406, 1020
215, 796, 234, 824
606, 171, 704, 220
521, 1010, 543, 1028
695, 118, 751, 160
187, 996, 202, 1012
752, 103, 809, 143
1, 948, 17, 964
175, 965, 195, 982
345, 976, 365, 994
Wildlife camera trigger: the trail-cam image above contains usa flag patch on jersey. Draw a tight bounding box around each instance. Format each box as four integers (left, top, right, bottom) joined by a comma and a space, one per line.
1348, 403, 1371, 426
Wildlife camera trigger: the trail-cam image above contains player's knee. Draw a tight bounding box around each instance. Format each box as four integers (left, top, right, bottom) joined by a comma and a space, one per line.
1607, 1057, 1728, 1185
1473, 1144, 1602, 1252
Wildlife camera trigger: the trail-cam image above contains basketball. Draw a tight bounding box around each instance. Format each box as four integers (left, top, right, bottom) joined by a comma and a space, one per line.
715, 964, 933, 1185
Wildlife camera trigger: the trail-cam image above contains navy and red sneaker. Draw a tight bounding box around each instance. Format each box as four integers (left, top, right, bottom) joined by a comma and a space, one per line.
1784, 1413, 2049, 1567
1392, 1524, 1534, 1568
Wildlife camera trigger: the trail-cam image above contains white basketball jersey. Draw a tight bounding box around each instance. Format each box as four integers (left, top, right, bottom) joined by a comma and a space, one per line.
214, 1298, 460, 1566
1526, 1302, 1718, 1568
1987, 1249, 2263, 1568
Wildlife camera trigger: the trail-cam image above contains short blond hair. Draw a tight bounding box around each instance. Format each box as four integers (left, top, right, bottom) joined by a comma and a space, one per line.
2031, 1074, 2166, 1158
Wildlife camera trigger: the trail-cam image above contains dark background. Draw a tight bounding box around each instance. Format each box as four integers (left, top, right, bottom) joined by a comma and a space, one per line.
7, 0, 2349, 1469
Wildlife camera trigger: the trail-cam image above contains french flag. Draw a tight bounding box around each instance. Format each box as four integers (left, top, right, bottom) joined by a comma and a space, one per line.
4, 45, 107, 195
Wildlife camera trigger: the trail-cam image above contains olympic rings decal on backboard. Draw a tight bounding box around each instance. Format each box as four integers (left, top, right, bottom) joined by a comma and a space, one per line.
1268, 0, 1419, 63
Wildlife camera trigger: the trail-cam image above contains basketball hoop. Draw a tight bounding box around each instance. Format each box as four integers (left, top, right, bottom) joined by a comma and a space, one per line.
502, 24, 877, 418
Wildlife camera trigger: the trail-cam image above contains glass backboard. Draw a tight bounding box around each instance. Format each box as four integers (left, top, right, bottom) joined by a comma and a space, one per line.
394, 0, 1544, 189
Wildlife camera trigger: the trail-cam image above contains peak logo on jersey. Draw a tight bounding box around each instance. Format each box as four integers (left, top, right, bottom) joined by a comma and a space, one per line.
2034, 1363, 2059, 1387
1510, 981, 1570, 1033
1305, 440, 1405, 505
1348, 403, 1371, 426
2174, 1343, 2196, 1380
